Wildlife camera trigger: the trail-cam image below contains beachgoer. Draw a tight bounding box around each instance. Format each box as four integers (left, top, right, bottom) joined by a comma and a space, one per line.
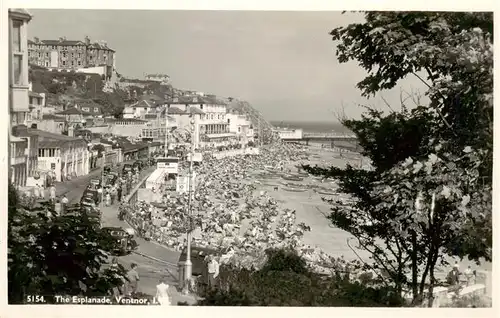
464, 265, 475, 286
207, 255, 220, 290
155, 277, 171, 306
110, 257, 124, 297
33, 184, 40, 200
39, 184, 45, 199
49, 185, 56, 203
61, 195, 69, 213
126, 263, 140, 296
106, 193, 111, 206
447, 264, 461, 286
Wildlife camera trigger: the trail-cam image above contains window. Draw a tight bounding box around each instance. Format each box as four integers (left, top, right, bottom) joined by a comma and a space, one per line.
94, 107, 99, 112
46, 52, 49, 57
13, 55, 22, 85
227, 119, 230, 124
63, 52, 67, 58
12, 20, 22, 52
62, 61, 66, 66
238, 127, 241, 133
78, 61, 81, 66
200, 104, 204, 109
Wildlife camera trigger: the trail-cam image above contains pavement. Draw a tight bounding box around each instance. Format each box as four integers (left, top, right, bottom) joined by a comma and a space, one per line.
94, 167, 196, 305
38, 164, 196, 304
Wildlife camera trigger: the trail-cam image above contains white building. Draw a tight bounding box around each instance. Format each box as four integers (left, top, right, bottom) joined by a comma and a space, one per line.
9, 9, 33, 187
122, 97, 164, 119
145, 73, 170, 85
32, 129, 90, 182
165, 94, 237, 149
275, 128, 303, 140
226, 112, 255, 146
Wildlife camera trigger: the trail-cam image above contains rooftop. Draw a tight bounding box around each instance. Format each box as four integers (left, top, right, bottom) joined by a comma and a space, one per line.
165, 95, 226, 105
29, 91, 43, 98
166, 106, 205, 115
42, 114, 65, 121
9, 9, 32, 21
56, 107, 92, 116
106, 118, 147, 123
31, 82, 48, 94
28, 37, 115, 52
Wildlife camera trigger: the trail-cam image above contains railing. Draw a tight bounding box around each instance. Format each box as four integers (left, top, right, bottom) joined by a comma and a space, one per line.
124, 171, 153, 204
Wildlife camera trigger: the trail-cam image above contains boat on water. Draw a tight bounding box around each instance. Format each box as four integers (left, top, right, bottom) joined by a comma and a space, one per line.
283, 187, 307, 193
315, 190, 337, 195
282, 175, 304, 182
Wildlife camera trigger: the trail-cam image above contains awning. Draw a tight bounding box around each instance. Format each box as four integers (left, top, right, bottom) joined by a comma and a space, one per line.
206, 133, 237, 139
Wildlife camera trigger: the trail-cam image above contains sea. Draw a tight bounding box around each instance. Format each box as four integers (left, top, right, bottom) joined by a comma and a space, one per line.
269, 121, 352, 134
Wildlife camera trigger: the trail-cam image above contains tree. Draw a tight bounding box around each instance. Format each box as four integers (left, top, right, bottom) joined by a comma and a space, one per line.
303, 12, 492, 306
196, 249, 404, 306
8, 184, 126, 303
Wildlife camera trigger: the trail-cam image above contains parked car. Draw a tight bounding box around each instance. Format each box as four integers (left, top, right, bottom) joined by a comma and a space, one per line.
90, 178, 101, 187
65, 203, 101, 222
81, 189, 100, 204
133, 160, 143, 171
122, 164, 133, 175
101, 227, 138, 256
103, 165, 112, 175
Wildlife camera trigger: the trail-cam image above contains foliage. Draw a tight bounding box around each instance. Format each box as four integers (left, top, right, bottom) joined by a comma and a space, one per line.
29, 68, 128, 117
197, 249, 404, 307
449, 294, 492, 308
303, 11, 492, 306
8, 184, 126, 303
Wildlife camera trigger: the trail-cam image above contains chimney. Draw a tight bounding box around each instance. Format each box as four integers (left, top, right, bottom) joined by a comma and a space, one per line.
85, 36, 90, 45
68, 126, 74, 137
34, 37, 40, 43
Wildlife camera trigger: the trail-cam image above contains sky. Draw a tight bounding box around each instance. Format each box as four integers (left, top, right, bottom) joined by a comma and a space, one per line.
27, 9, 428, 122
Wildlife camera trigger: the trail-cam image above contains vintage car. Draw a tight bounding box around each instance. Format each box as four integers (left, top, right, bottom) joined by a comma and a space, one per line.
122, 164, 133, 175
103, 165, 112, 175
101, 227, 138, 256
133, 160, 144, 171
81, 189, 100, 204
65, 203, 101, 222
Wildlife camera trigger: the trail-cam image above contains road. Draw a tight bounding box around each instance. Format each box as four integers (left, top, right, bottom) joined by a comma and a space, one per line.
51, 165, 195, 304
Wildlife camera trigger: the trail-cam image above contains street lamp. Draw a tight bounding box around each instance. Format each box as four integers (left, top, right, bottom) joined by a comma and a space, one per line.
184, 117, 196, 292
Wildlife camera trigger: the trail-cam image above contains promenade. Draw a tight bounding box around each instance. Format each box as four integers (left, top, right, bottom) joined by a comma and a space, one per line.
98, 167, 196, 304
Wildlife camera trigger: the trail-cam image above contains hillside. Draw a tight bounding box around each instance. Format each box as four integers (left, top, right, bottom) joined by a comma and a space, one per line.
29, 69, 125, 116
30, 69, 274, 141
226, 99, 278, 144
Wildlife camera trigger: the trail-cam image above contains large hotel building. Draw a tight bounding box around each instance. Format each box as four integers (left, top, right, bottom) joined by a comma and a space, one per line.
27, 36, 115, 79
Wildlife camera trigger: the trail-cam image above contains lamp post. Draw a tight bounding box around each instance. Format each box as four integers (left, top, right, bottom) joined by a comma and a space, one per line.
184, 117, 196, 292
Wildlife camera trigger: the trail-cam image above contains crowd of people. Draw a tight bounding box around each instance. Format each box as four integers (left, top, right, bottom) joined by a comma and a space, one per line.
119, 141, 363, 277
